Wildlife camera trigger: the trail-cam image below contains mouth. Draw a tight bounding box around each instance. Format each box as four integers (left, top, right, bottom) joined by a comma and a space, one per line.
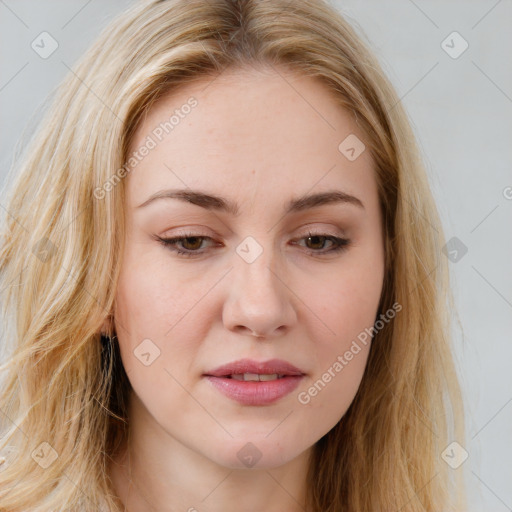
204, 358, 305, 378
203, 358, 306, 406
224, 373, 289, 381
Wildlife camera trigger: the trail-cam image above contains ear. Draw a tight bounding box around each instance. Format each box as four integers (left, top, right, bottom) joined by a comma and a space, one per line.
100, 315, 114, 336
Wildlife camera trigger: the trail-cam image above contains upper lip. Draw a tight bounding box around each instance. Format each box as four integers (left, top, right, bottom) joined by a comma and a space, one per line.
204, 358, 305, 377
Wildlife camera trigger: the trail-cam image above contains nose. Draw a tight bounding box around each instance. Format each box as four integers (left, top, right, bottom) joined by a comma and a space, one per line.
222, 249, 297, 339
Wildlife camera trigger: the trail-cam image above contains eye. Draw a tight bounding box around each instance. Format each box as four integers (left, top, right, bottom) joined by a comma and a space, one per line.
155, 231, 350, 258
156, 234, 217, 257
291, 232, 350, 255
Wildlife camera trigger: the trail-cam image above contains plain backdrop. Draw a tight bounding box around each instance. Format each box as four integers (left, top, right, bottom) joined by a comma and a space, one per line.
1, 1, 511, 510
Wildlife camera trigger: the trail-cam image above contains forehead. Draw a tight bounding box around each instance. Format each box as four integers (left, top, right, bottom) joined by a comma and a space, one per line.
125, 65, 376, 209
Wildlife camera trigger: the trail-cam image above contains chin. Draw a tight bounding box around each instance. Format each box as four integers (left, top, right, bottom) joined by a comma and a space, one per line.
205, 436, 307, 470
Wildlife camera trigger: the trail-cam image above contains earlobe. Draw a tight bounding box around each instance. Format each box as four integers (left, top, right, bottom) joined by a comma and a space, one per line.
100, 315, 114, 337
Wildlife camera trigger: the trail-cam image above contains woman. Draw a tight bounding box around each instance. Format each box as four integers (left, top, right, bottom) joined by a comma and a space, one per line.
0, 0, 466, 510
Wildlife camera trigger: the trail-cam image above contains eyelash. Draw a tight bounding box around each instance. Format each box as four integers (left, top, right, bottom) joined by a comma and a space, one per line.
155, 231, 350, 258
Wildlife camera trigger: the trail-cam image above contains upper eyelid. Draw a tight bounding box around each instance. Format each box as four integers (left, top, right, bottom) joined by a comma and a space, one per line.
161, 223, 347, 238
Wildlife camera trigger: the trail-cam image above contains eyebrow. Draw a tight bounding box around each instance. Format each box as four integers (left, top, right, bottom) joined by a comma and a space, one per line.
136, 188, 364, 214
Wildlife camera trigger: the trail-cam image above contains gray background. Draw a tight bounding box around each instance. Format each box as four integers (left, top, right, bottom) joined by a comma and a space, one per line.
1, 1, 511, 510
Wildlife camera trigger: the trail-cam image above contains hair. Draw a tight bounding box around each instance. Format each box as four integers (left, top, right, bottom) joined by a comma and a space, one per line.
0, 0, 466, 510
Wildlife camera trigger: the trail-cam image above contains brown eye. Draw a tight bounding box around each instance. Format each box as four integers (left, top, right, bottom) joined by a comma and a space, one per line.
304, 235, 332, 250
156, 234, 216, 257
180, 237, 204, 251
291, 232, 350, 256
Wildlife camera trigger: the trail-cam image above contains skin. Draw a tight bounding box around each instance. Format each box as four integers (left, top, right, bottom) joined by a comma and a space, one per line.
105, 64, 385, 512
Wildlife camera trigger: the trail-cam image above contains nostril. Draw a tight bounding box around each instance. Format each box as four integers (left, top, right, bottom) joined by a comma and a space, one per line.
233, 325, 264, 337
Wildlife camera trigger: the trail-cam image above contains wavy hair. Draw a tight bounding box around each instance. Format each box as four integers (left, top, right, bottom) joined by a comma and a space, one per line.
0, 0, 466, 510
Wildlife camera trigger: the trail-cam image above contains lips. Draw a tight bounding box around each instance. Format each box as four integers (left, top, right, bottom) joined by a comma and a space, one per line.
203, 358, 305, 406
205, 358, 305, 378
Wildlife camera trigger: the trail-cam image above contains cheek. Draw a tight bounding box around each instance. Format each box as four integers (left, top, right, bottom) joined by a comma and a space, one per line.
112, 259, 200, 401
300, 248, 383, 398
313, 256, 383, 344
295, 271, 379, 425
114, 249, 209, 339
112, 249, 219, 392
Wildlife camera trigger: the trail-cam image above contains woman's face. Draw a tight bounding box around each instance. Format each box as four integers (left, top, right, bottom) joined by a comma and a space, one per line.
112, 65, 385, 469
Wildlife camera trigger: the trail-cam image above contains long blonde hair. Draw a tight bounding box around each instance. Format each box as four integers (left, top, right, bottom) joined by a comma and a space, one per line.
0, 0, 466, 510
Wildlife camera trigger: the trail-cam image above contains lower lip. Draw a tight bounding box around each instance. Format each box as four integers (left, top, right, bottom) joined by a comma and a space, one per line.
204, 375, 304, 406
